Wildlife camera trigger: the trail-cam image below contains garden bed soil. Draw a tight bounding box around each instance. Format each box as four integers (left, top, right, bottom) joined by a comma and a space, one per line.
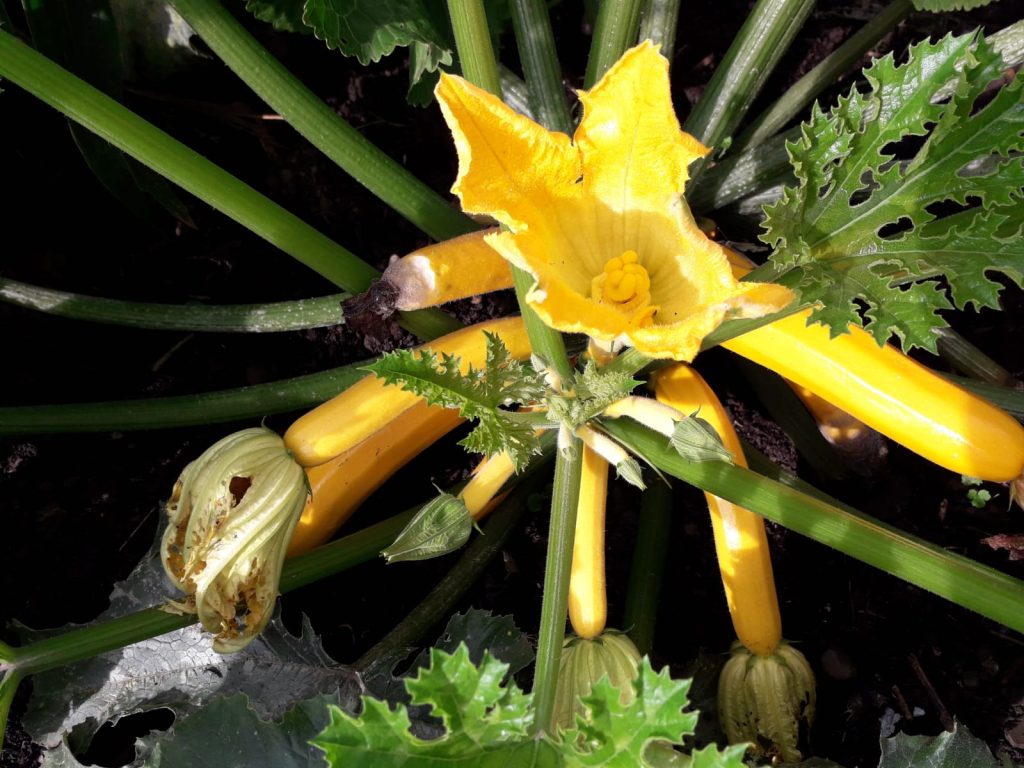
2, 2, 1023, 766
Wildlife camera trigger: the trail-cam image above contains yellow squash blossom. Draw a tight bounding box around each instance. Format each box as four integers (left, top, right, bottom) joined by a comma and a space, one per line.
435, 42, 792, 361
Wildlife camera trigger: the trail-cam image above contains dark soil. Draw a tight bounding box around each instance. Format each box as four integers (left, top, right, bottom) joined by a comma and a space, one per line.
2, 2, 1023, 767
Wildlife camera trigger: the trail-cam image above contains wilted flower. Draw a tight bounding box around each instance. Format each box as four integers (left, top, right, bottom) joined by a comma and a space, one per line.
435, 42, 792, 361
161, 427, 307, 653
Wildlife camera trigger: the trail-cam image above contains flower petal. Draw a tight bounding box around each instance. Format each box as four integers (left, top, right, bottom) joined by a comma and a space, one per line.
576, 41, 709, 218
435, 72, 581, 233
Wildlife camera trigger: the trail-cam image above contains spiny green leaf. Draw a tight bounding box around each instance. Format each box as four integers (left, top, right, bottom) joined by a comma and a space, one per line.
364, 333, 546, 469
244, 0, 310, 33
879, 719, 1000, 767
303, 0, 452, 69
559, 658, 721, 767
762, 30, 1024, 352
912, 0, 1000, 10
670, 414, 734, 464
382, 493, 473, 563
547, 362, 642, 430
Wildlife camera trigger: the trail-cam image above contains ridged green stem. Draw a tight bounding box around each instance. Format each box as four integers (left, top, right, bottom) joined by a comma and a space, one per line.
735, 0, 913, 151
530, 440, 584, 735
355, 466, 545, 672
0, 28, 456, 341
684, 0, 816, 151
638, 0, 681, 59
623, 482, 672, 655
0, 277, 347, 332
584, 0, 643, 87
604, 418, 1024, 633
510, 0, 573, 135
935, 327, 1017, 387
169, 0, 475, 242
0, 363, 368, 434
447, 0, 502, 96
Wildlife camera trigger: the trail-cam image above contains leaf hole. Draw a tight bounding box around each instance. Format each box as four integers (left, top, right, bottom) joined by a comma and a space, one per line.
77, 708, 176, 767
877, 216, 913, 240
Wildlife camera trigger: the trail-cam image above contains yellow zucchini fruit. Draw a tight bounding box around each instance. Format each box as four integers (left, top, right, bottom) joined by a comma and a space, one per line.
459, 451, 517, 519
382, 228, 514, 310
722, 311, 1024, 483
568, 444, 610, 640
286, 402, 462, 557
284, 315, 530, 468
654, 363, 783, 657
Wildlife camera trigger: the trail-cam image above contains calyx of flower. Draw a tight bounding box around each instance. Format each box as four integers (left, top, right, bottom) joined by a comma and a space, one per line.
161, 427, 308, 653
552, 630, 642, 732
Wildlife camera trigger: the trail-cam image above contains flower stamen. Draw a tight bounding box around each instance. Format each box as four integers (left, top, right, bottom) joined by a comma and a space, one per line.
591, 250, 659, 328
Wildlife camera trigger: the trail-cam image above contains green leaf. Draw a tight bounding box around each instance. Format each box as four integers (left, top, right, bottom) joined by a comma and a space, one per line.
912, 0, 999, 10
547, 362, 642, 430
364, 333, 546, 469
670, 414, 734, 464
762, 30, 1024, 351
244, 0, 311, 33
559, 658, 742, 768
313, 645, 557, 767
879, 720, 1000, 768
303, 0, 453, 69
382, 492, 474, 562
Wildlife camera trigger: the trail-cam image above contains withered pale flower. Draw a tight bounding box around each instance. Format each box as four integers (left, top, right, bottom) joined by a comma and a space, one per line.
435, 42, 793, 361
161, 428, 307, 653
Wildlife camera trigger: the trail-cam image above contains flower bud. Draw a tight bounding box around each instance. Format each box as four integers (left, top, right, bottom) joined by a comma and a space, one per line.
552, 631, 642, 731
718, 639, 816, 762
161, 428, 308, 653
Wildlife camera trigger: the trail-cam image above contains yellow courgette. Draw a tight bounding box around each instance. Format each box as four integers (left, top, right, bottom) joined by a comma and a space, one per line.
284, 316, 530, 468
723, 311, 1024, 483
286, 402, 462, 557
568, 444, 609, 640
654, 364, 782, 656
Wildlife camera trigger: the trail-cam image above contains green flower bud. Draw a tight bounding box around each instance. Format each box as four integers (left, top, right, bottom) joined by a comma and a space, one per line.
552, 630, 642, 732
161, 428, 307, 653
718, 639, 816, 763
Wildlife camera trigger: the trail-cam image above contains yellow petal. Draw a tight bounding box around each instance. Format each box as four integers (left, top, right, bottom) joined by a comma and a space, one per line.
435, 72, 581, 233
576, 41, 709, 217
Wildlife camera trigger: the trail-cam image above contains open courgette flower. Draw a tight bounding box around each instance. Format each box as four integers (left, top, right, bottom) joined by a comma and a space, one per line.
436, 42, 792, 361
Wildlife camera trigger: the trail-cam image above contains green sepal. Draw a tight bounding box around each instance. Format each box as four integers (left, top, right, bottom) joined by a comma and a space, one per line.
382, 493, 473, 563
670, 413, 734, 464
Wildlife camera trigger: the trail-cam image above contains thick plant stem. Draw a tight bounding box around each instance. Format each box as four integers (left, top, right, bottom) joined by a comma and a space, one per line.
531, 441, 584, 735
735, 0, 913, 150
510, 0, 573, 135
623, 482, 672, 655
0, 28, 457, 341
603, 418, 1024, 634
585, 0, 643, 87
638, 0, 682, 59
0, 363, 370, 433
0, 277, 347, 332
683, 0, 816, 151
170, 0, 475, 242
448, 0, 502, 97
935, 328, 1017, 387
355, 469, 544, 671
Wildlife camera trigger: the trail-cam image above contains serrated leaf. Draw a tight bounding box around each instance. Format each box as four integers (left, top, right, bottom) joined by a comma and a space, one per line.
245, 0, 312, 33
547, 362, 642, 430
22, 539, 358, 751
312, 645, 552, 767
879, 720, 999, 768
560, 658, 724, 768
762, 30, 1024, 351
303, 0, 452, 69
670, 414, 734, 464
364, 333, 546, 469
912, 0, 998, 10
382, 492, 473, 562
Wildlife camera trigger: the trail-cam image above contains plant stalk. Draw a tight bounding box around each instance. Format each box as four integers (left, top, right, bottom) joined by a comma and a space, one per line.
623, 482, 673, 655
604, 418, 1024, 634
942, 375, 1024, 419
683, 0, 816, 151
170, 0, 475, 242
447, 0, 502, 97
584, 0, 643, 87
735, 0, 913, 150
638, 0, 682, 60
510, 0, 573, 135
935, 328, 1017, 387
0, 28, 457, 341
0, 277, 348, 332
530, 440, 584, 735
